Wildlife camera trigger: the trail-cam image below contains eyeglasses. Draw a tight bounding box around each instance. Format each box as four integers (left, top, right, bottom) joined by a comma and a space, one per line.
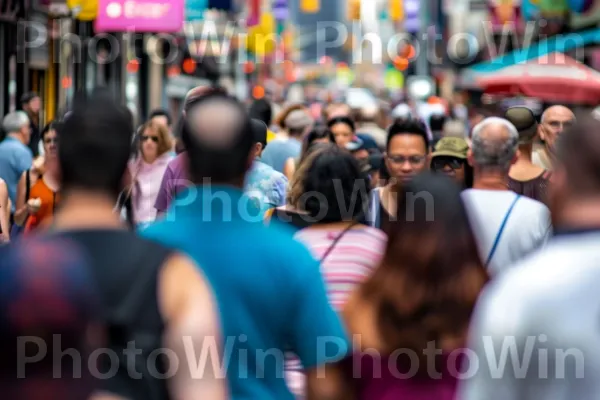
431, 157, 464, 170
43, 137, 58, 145
141, 135, 159, 143
387, 154, 426, 165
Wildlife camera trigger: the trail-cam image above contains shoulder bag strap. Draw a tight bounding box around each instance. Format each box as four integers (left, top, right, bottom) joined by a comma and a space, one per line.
369, 188, 381, 228
486, 194, 521, 266
320, 220, 360, 264
25, 169, 31, 201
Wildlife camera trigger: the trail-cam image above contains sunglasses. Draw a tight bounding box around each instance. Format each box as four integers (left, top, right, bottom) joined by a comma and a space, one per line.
141, 135, 159, 143
387, 154, 426, 165
431, 157, 464, 170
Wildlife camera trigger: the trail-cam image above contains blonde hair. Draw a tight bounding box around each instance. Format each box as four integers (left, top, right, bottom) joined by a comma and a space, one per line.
140, 121, 173, 157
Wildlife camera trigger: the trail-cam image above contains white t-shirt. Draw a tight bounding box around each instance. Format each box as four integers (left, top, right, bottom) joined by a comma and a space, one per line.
462, 189, 552, 275
458, 231, 600, 400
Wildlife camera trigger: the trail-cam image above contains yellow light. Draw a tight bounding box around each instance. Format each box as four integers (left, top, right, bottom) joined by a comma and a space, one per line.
300, 0, 320, 13
389, 0, 404, 21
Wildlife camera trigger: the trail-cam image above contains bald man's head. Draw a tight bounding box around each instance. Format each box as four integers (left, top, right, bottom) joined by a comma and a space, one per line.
541, 105, 574, 124
539, 105, 575, 151
182, 93, 253, 184
183, 86, 227, 113
470, 117, 519, 171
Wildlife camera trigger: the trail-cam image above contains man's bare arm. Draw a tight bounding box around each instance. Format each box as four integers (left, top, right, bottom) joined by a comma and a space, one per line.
159, 253, 227, 400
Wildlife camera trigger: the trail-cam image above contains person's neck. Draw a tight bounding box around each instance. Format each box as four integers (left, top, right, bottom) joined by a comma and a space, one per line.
309, 220, 362, 230
8, 133, 25, 144
517, 143, 533, 162
472, 171, 509, 191
195, 178, 245, 190
42, 158, 59, 191
556, 198, 600, 232
142, 153, 157, 164
52, 190, 125, 230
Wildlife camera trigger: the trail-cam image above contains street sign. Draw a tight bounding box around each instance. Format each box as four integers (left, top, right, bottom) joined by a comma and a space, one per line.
185, 0, 207, 21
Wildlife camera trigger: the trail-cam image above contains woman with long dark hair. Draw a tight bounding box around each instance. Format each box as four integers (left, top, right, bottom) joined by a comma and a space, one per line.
284, 143, 388, 397
340, 173, 489, 399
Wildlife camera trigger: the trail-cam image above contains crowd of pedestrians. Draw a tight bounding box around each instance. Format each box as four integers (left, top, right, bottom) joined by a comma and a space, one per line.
0, 84, 596, 400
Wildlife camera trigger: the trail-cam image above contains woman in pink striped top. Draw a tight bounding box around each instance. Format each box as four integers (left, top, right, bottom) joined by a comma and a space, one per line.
284, 144, 387, 397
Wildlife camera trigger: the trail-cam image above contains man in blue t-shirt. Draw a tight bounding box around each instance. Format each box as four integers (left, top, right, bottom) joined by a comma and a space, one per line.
0, 111, 33, 213
141, 92, 349, 399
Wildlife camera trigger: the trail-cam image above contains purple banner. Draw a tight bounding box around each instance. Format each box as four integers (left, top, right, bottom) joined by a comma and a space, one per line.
404, 0, 420, 33
273, 0, 289, 21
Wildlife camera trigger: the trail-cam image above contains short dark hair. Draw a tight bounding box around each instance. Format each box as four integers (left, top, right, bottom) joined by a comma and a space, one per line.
249, 99, 272, 126
58, 89, 133, 197
387, 119, 430, 150
148, 109, 172, 126
41, 120, 61, 141
20, 92, 39, 105
327, 116, 356, 133
429, 114, 446, 132
182, 94, 253, 184
300, 143, 368, 223
251, 119, 268, 148
300, 125, 336, 162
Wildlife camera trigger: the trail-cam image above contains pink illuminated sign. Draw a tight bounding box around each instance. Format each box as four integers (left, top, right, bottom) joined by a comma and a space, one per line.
95, 0, 184, 33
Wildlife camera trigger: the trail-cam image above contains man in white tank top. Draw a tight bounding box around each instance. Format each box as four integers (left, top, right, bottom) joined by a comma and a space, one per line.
461, 117, 551, 275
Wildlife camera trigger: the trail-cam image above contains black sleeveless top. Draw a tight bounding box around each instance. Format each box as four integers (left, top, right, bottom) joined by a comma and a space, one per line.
53, 229, 173, 400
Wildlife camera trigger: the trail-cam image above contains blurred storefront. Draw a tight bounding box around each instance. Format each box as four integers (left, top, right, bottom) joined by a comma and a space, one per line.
0, 0, 32, 117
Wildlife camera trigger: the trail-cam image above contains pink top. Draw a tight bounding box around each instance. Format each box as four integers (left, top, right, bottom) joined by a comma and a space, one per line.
286, 225, 387, 397
294, 226, 387, 310
129, 153, 173, 224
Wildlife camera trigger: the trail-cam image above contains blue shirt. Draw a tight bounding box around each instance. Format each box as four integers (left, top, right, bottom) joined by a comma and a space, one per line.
260, 138, 302, 174
245, 160, 288, 215
0, 137, 33, 211
141, 186, 349, 400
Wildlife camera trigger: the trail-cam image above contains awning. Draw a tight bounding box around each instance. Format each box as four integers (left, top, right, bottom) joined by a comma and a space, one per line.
459, 27, 600, 87
477, 53, 600, 104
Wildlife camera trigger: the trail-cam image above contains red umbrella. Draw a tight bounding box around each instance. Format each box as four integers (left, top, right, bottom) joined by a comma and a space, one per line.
477, 53, 600, 104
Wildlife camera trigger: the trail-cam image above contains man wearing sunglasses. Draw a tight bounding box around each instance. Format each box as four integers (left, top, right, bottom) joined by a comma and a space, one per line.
430, 137, 471, 189
533, 105, 574, 170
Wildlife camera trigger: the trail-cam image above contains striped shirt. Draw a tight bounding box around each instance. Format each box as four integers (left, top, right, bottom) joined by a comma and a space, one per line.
285, 225, 387, 397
